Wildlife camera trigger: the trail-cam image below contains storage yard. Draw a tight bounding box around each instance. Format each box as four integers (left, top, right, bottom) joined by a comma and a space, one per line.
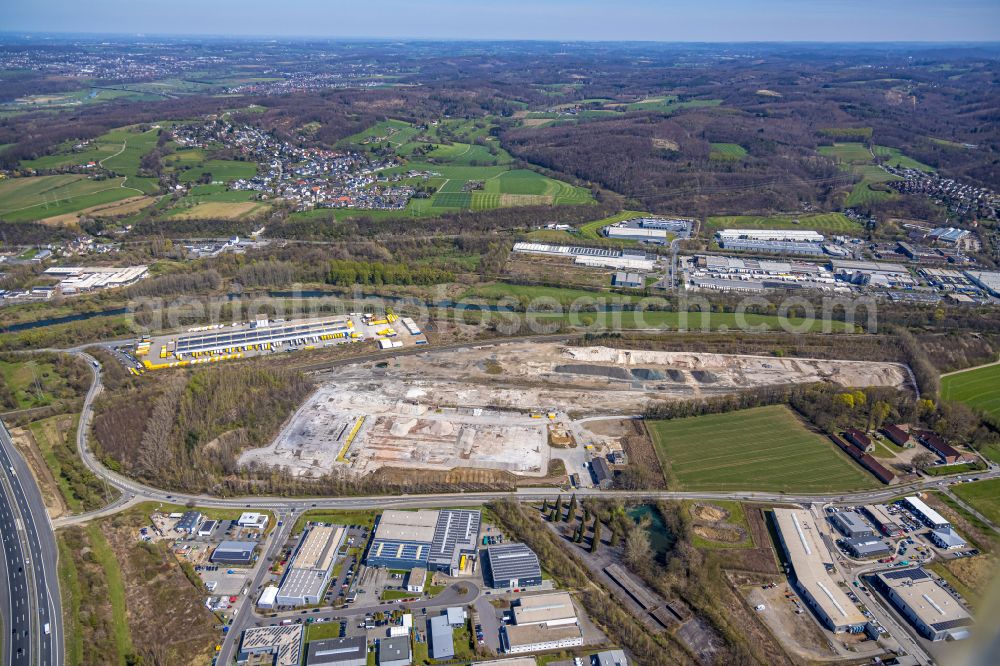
238, 342, 909, 478
136, 312, 425, 370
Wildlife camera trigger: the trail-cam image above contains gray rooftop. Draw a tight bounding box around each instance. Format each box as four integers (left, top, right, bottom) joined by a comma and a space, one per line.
427, 509, 481, 571
484, 543, 541, 584
429, 615, 455, 660
306, 636, 367, 666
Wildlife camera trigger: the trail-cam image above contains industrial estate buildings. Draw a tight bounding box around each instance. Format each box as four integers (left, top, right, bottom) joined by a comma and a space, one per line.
365, 509, 481, 575
870, 568, 973, 641
42, 265, 149, 294
482, 543, 543, 589
772, 509, 868, 633
512, 242, 656, 271
501, 592, 584, 654
276, 524, 346, 606
237, 625, 304, 666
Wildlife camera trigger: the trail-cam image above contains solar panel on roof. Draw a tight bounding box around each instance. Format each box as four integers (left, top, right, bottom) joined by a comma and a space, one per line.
880, 568, 930, 581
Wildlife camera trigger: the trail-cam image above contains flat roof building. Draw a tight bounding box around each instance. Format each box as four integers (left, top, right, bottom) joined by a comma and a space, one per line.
831, 511, 875, 539
612, 271, 643, 288
198, 519, 217, 537
871, 568, 973, 641
211, 541, 256, 565
863, 505, 904, 537
717, 229, 825, 242
306, 636, 367, 666
257, 585, 278, 609
367, 509, 481, 574
276, 525, 346, 606
175, 510, 201, 533
501, 624, 583, 655
772, 509, 867, 633
377, 637, 411, 666
406, 567, 426, 593
483, 543, 543, 589
428, 510, 481, 574
429, 615, 455, 660
512, 592, 578, 627
237, 625, 304, 666
904, 497, 950, 528
239, 512, 269, 530
844, 537, 892, 559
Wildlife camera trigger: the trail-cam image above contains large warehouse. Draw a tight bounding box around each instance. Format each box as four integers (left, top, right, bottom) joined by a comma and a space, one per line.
305, 636, 368, 666
871, 568, 973, 641
501, 592, 583, 654
173, 316, 354, 357
830, 511, 875, 539
482, 543, 542, 589
903, 496, 950, 528
512, 242, 656, 271
716, 229, 825, 243
276, 525, 346, 606
366, 509, 481, 573
211, 540, 256, 565
772, 509, 867, 633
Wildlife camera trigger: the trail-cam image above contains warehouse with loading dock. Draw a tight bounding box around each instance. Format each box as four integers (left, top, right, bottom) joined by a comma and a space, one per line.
773, 508, 868, 633
276, 525, 346, 606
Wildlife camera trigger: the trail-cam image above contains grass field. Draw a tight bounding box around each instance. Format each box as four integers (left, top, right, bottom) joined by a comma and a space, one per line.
873, 145, 934, 172
177, 159, 258, 183
705, 212, 860, 233
952, 479, 1000, 527
942, 362, 1000, 422
0, 174, 137, 222
649, 405, 879, 492
578, 210, 652, 239
817, 142, 933, 206
166, 200, 269, 220
709, 143, 748, 161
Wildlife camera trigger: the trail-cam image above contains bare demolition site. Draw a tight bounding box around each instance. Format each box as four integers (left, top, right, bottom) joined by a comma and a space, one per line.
238, 342, 909, 478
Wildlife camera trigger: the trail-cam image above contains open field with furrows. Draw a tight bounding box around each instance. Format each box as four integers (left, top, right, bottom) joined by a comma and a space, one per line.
704, 212, 860, 233
709, 143, 747, 161
941, 362, 1000, 422
39, 195, 156, 226
176, 158, 258, 183
648, 405, 880, 492
166, 200, 270, 220
0, 174, 137, 222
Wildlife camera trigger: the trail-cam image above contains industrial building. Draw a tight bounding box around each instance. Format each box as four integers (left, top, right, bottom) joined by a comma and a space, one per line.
429, 615, 455, 660
257, 585, 279, 609
211, 541, 256, 565
198, 520, 217, 537
612, 272, 643, 288
603, 217, 692, 241
482, 543, 543, 589
175, 511, 202, 534
366, 509, 481, 574
863, 505, 905, 537
716, 229, 825, 243
844, 537, 891, 559
377, 637, 411, 666
276, 525, 346, 606
305, 636, 368, 666
237, 625, 304, 666
831, 259, 915, 288
501, 593, 583, 653
593, 650, 628, 666
501, 624, 584, 655
870, 568, 972, 641
719, 239, 828, 256
904, 497, 950, 528
406, 567, 426, 593
427, 509, 481, 575
929, 526, 967, 550
963, 270, 1000, 297
772, 509, 867, 633
239, 512, 269, 530
42, 265, 149, 294
172, 316, 355, 358
686, 255, 843, 293
512, 242, 656, 271
831, 511, 875, 539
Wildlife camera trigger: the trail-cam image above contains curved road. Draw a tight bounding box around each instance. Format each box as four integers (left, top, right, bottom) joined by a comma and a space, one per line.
8, 345, 995, 665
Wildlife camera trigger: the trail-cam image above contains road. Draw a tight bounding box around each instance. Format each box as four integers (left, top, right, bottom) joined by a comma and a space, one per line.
4, 345, 987, 666
0, 421, 63, 666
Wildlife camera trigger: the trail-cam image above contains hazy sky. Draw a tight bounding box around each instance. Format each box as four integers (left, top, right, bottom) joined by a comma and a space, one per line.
5, 0, 1000, 42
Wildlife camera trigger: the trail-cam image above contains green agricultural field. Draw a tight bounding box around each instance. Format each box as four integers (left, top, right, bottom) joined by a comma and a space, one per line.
705, 212, 860, 233
649, 405, 879, 492
819, 127, 874, 140
177, 159, 257, 183
818, 142, 873, 164
338, 119, 421, 148
709, 143, 748, 161
577, 210, 652, 239
951, 479, 1000, 526
872, 145, 935, 172
0, 174, 135, 222
942, 362, 1000, 422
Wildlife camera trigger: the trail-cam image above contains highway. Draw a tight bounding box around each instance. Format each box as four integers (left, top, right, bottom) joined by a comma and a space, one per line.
5, 346, 988, 665
0, 421, 63, 666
